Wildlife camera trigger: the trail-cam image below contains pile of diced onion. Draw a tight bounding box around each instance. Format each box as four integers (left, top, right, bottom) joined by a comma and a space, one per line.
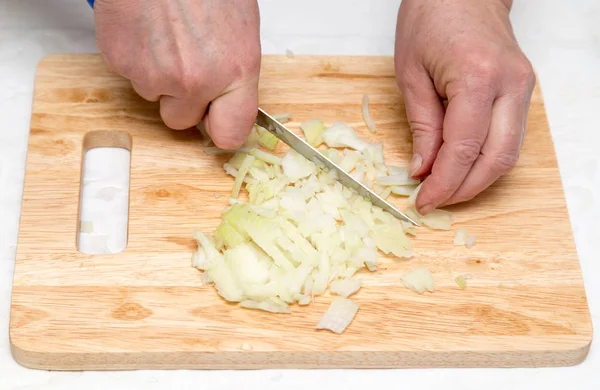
192, 109, 473, 334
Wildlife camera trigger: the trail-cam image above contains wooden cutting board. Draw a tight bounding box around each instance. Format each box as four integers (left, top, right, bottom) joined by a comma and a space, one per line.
10, 54, 593, 370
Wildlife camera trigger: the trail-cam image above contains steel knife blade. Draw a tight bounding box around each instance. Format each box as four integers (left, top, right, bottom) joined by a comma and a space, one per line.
256, 108, 419, 226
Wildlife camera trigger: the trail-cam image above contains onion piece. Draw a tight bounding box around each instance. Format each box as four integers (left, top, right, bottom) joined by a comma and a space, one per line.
322, 122, 369, 151
249, 148, 281, 165
330, 279, 362, 297
231, 154, 255, 199
196, 123, 213, 146
390, 185, 418, 196
376, 175, 420, 187
407, 182, 423, 206
79, 220, 94, 233
380, 188, 392, 199
361, 94, 377, 133
316, 296, 359, 334
401, 266, 434, 294
454, 228, 468, 246
455, 275, 467, 289
281, 150, 317, 182
421, 209, 454, 230
388, 165, 407, 176
301, 119, 327, 147
339, 151, 361, 172
256, 125, 280, 150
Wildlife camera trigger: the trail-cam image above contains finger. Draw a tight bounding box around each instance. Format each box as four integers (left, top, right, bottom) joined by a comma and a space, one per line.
415, 92, 494, 214
440, 92, 529, 206
401, 68, 445, 179
202, 82, 258, 150
131, 80, 161, 102
159, 95, 210, 130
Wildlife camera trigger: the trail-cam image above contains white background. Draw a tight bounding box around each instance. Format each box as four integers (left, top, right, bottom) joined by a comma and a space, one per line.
1, 0, 600, 389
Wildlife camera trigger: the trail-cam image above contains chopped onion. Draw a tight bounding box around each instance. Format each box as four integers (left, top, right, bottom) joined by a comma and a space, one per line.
79, 220, 94, 233
256, 125, 280, 150
231, 154, 255, 199
376, 175, 420, 187
281, 150, 317, 182
322, 122, 368, 151
191, 108, 467, 333
361, 94, 377, 133
455, 275, 467, 289
301, 119, 327, 147
388, 165, 407, 176
454, 228, 468, 246
316, 297, 359, 334
380, 188, 392, 199
249, 148, 282, 165
407, 182, 423, 206
390, 185, 418, 196
421, 209, 453, 230
330, 279, 362, 297
196, 123, 213, 146
401, 266, 434, 294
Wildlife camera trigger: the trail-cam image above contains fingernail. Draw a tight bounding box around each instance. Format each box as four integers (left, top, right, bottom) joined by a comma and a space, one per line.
419, 203, 435, 215
409, 154, 422, 177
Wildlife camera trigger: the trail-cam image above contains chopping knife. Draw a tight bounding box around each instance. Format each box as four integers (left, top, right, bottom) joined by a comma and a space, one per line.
256, 108, 420, 227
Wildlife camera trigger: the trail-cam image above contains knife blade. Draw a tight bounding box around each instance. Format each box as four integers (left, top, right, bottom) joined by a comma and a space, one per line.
256, 108, 420, 226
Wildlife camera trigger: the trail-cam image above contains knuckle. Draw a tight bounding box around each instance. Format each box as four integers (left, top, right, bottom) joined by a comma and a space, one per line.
510, 56, 536, 89
453, 50, 502, 97
398, 67, 421, 92
453, 139, 482, 166
172, 65, 204, 97
464, 52, 501, 84
489, 152, 519, 174
409, 119, 441, 136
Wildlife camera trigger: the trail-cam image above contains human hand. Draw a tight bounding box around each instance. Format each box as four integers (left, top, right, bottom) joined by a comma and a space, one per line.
394, 0, 535, 215
93, 0, 261, 149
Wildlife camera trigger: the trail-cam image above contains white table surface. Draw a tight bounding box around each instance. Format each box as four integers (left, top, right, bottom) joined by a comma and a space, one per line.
1, 0, 599, 389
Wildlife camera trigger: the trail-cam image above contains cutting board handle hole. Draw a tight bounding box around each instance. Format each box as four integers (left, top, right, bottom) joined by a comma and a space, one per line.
76, 131, 132, 255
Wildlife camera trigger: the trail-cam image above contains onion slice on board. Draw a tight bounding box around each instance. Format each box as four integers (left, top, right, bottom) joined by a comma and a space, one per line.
316, 296, 359, 334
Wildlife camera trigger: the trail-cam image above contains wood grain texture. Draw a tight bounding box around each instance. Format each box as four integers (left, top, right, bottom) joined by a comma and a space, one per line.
10, 54, 593, 370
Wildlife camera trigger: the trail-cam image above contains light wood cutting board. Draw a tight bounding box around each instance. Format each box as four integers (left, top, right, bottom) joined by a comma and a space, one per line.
10, 54, 593, 370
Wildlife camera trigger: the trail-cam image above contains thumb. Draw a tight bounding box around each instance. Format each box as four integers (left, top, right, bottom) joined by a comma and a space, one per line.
400, 69, 445, 178
203, 82, 259, 150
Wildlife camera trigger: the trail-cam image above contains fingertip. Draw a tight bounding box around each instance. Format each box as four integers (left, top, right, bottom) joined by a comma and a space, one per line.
414, 183, 436, 215
408, 153, 423, 178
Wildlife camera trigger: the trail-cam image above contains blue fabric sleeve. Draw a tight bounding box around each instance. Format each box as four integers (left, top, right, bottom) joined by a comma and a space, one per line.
87, 0, 94, 8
